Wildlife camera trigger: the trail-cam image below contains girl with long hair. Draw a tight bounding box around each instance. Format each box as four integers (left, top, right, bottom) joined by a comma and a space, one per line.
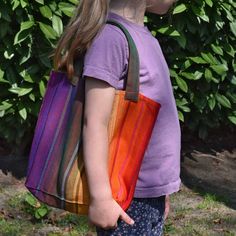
54, 0, 180, 235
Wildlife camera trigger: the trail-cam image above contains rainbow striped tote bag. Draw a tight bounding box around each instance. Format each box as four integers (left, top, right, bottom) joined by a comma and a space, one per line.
25, 20, 161, 215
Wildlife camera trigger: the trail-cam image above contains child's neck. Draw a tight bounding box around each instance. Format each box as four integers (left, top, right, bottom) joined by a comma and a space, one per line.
109, 0, 146, 27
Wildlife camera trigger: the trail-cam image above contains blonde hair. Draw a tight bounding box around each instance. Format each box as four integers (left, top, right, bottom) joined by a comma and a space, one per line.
54, 0, 110, 78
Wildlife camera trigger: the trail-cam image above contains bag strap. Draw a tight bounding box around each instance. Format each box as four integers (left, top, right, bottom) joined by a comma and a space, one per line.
106, 20, 140, 102
74, 19, 140, 102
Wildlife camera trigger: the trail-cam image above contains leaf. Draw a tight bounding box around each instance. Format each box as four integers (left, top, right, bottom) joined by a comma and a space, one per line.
211, 44, 223, 56
194, 71, 203, 80
189, 57, 207, 64
37, 207, 48, 217
58, 2, 75, 17
0, 69, 5, 80
20, 46, 32, 65
169, 69, 178, 78
14, 21, 34, 45
39, 6, 53, 19
205, 0, 213, 7
39, 22, 57, 39
20, 0, 28, 8
228, 116, 236, 125
181, 72, 195, 80
8, 87, 20, 95
25, 194, 37, 207
173, 4, 187, 15
29, 93, 35, 102
176, 98, 188, 106
52, 15, 63, 36
157, 26, 180, 36
181, 60, 192, 70
4, 51, 14, 60
222, 4, 234, 22
19, 108, 27, 120
199, 14, 209, 22
0, 102, 13, 111
205, 69, 212, 82
210, 64, 228, 76
223, 43, 235, 57
226, 92, 236, 104
178, 105, 191, 112
200, 53, 218, 64
178, 111, 184, 122
12, 0, 20, 10
18, 88, 33, 97
215, 94, 231, 109
0, 110, 5, 117
176, 34, 187, 48
0, 78, 9, 84
208, 97, 216, 111
176, 77, 188, 93
23, 73, 34, 83
216, 18, 225, 30
231, 76, 236, 85
35, 0, 44, 4
20, 21, 35, 31
230, 22, 236, 37
39, 81, 46, 97
68, 0, 78, 4
14, 30, 31, 45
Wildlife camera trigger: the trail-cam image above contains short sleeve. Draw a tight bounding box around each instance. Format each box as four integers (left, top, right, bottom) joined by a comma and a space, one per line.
82, 25, 128, 88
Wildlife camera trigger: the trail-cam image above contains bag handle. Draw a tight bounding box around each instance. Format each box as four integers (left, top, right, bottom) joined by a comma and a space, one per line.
106, 20, 140, 102
73, 19, 140, 102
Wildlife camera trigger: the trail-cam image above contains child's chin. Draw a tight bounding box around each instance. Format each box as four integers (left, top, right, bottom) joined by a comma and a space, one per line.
146, 8, 169, 15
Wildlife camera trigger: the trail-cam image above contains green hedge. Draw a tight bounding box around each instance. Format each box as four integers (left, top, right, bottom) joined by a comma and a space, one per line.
0, 0, 235, 154
147, 0, 236, 138
0, 0, 76, 154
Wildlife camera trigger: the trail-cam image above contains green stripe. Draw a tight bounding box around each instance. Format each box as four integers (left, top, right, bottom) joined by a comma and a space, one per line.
106, 20, 140, 102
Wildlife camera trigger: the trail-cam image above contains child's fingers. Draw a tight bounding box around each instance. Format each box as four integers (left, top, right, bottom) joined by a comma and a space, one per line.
119, 211, 135, 225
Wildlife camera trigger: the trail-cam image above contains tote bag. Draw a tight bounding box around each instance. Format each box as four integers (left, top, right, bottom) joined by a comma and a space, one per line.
25, 20, 161, 215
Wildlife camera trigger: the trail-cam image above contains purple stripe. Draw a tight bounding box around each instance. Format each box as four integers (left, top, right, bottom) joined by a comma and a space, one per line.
27, 72, 63, 175
36, 85, 73, 191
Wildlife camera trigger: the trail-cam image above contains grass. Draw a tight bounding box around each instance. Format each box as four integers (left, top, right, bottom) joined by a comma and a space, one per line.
7, 192, 26, 208
163, 186, 236, 236
197, 194, 221, 210
56, 214, 93, 234
0, 184, 235, 236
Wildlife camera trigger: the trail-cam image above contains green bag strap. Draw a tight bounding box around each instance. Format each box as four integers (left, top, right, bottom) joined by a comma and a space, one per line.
106, 19, 140, 102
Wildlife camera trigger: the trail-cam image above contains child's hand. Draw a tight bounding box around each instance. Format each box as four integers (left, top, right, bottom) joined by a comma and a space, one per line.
88, 197, 134, 229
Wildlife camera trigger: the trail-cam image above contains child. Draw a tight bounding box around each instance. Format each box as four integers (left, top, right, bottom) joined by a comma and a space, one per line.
54, 0, 180, 235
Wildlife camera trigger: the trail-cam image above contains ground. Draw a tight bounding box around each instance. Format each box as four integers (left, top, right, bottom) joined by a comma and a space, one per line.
0, 130, 236, 235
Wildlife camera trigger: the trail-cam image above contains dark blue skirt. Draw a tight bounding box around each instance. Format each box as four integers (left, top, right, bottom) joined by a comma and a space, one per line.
96, 195, 166, 236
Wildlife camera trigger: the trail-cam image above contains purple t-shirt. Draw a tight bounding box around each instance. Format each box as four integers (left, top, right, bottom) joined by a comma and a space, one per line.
82, 12, 181, 198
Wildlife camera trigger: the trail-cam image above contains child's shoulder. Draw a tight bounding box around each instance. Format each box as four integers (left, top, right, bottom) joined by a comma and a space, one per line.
92, 23, 128, 48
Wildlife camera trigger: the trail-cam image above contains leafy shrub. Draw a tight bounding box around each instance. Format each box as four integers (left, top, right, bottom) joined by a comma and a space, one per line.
0, 0, 77, 154
0, 0, 235, 153
147, 0, 236, 138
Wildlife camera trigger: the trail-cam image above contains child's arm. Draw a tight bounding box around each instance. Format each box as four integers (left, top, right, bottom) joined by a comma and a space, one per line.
83, 77, 134, 229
